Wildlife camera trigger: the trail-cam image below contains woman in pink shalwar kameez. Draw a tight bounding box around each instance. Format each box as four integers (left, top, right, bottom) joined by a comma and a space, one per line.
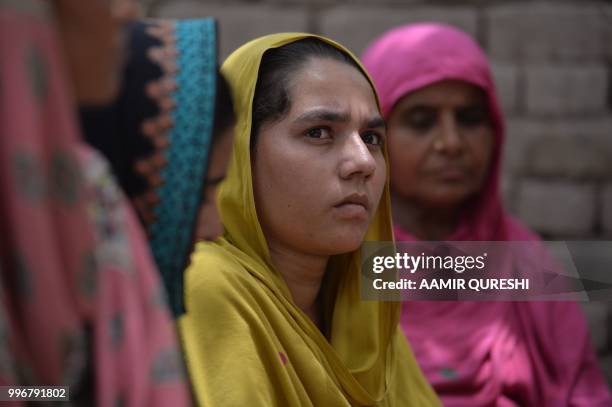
362, 23, 611, 406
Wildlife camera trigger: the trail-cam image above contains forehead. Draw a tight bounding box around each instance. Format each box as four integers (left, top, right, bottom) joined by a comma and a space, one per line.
286, 57, 379, 117
398, 80, 487, 109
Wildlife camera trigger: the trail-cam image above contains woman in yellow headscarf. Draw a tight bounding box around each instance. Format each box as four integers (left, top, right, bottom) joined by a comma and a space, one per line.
179, 33, 440, 406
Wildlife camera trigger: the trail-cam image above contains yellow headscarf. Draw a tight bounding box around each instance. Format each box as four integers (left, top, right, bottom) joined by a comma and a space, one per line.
179, 33, 440, 406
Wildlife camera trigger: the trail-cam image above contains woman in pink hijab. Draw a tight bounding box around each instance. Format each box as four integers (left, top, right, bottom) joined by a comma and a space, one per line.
0, 1, 191, 405
362, 23, 611, 406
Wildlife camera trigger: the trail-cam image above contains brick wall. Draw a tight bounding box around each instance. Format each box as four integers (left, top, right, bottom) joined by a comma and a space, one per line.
144, 0, 612, 383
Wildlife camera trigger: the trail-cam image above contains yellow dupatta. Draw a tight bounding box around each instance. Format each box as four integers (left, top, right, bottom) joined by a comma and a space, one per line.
178, 33, 440, 406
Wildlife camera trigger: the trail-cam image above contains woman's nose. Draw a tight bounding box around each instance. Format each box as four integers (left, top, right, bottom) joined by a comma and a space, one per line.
434, 112, 463, 155
338, 132, 377, 180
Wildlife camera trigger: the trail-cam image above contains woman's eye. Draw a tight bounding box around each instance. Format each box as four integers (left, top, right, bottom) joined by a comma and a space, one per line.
305, 127, 331, 140
456, 106, 489, 127
361, 131, 383, 146
404, 108, 436, 132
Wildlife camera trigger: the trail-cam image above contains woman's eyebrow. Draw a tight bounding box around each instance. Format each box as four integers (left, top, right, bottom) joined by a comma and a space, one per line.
366, 116, 386, 129
404, 103, 434, 111
294, 109, 385, 130
458, 102, 488, 110
294, 108, 350, 125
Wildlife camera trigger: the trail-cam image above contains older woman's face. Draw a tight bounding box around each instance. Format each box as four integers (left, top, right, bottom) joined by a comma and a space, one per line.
386, 80, 494, 209
252, 57, 386, 256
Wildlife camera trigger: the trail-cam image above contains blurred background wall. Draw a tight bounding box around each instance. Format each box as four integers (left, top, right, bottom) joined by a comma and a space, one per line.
143, 0, 612, 382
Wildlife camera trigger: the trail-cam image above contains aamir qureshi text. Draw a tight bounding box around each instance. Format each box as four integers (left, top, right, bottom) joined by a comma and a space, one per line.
370, 253, 530, 292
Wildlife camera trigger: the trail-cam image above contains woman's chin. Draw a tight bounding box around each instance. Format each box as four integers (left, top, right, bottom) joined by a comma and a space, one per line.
420, 190, 473, 209
321, 228, 368, 255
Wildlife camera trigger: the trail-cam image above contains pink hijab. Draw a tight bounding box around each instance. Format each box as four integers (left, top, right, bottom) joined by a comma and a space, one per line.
363, 23, 611, 406
0, 4, 190, 405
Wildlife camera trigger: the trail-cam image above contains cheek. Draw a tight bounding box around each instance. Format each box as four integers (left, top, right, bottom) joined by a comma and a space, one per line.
252, 138, 340, 253
195, 192, 223, 241
252, 140, 320, 224
373, 154, 387, 198
60, 3, 124, 103
255, 148, 299, 201
111, 0, 142, 23
467, 128, 495, 182
388, 147, 416, 177
387, 133, 427, 193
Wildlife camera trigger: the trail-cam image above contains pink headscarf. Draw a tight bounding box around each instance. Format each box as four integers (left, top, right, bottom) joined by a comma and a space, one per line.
0, 4, 190, 405
363, 23, 611, 406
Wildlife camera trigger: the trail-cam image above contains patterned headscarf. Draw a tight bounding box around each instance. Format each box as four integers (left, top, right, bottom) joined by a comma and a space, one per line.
83, 19, 219, 316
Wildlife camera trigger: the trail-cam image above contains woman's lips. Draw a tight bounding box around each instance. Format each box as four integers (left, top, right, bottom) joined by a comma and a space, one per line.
333, 203, 368, 219
436, 168, 467, 181
333, 193, 370, 219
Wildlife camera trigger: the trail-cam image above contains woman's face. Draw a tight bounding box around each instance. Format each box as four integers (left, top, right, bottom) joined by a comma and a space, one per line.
386, 80, 494, 209
194, 125, 235, 242
55, 0, 140, 104
252, 57, 386, 256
